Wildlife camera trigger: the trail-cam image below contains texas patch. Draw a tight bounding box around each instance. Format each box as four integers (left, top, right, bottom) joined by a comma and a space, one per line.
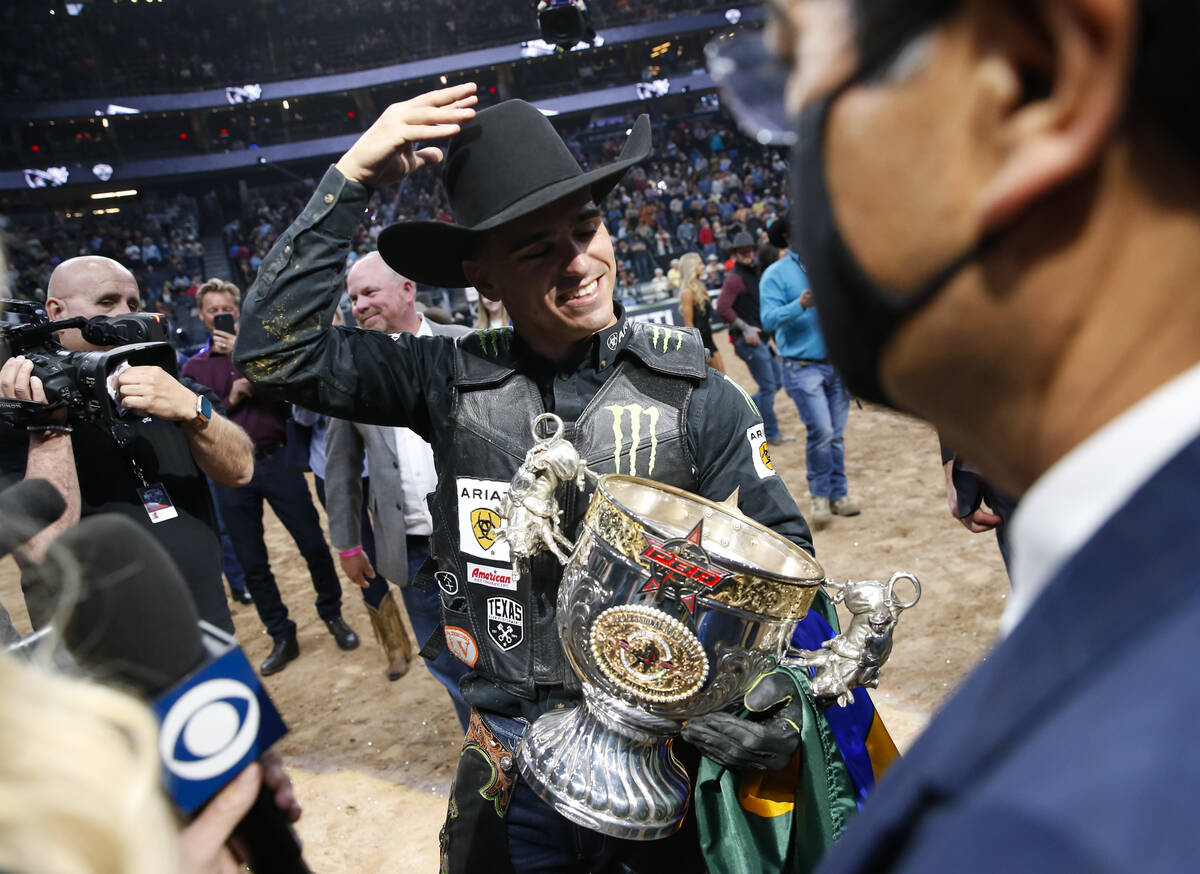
486, 596, 524, 652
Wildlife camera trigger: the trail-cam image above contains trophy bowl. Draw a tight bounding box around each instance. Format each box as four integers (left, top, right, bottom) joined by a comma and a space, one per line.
516, 474, 825, 840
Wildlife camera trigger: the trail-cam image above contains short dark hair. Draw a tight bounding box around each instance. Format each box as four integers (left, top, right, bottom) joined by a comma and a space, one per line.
851, 0, 1200, 157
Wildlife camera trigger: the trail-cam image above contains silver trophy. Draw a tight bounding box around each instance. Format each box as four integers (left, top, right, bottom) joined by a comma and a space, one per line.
497, 414, 919, 840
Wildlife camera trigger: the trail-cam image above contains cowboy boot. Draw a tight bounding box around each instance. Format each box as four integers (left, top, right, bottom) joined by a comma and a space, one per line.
367, 588, 418, 681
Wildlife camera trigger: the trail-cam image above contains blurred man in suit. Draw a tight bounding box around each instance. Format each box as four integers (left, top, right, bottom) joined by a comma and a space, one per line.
711, 0, 1200, 871
326, 253, 471, 727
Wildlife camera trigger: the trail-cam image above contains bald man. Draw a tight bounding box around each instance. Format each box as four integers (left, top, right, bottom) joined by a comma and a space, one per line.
324, 253, 471, 722
0, 256, 254, 632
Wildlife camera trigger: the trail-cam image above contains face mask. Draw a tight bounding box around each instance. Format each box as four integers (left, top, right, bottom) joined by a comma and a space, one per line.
789, 84, 977, 407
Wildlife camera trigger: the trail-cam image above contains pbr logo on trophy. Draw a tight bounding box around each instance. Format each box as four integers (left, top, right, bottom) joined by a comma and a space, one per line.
496, 413, 920, 840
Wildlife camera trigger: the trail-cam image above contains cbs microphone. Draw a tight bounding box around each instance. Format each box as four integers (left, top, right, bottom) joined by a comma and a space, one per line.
35, 513, 311, 874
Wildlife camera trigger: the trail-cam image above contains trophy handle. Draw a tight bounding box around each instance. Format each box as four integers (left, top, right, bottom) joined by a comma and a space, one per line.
885, 571, 922, 610
498, 413, 593, 572
783, 572, 921, 709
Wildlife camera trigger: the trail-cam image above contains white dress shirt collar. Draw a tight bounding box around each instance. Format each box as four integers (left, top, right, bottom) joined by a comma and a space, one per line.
1004, 362, 1200, 634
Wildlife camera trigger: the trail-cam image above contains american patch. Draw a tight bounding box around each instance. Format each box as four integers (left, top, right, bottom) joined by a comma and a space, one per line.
486, 597, 524, 652
456, 477, 511, 562
746, 424, 776, 479
467, 562, 517, 591
444, 626, 479, 667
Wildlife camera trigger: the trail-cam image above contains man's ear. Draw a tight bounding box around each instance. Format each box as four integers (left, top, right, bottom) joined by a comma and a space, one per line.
462, 259, 500, 302
44, 296, 65, 320
975, 0, 1134, 230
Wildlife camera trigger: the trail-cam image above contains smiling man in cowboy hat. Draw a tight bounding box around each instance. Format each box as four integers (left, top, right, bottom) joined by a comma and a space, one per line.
234, 84, 838, 872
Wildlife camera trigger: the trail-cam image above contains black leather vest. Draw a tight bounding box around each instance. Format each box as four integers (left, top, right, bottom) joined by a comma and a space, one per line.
429, 322, 706, 700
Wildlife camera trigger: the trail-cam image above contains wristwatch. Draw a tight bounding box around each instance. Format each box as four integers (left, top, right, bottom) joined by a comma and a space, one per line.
190, 393, 213, 429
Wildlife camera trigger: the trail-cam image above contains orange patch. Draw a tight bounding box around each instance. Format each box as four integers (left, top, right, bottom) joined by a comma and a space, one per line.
445, 626, 479, 667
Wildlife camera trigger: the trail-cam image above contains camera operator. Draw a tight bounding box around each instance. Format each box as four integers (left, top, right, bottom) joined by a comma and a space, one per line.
0, 256, 254, 632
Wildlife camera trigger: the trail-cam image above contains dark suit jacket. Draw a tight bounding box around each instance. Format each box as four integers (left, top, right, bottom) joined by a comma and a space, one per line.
817, 433, 1200, 873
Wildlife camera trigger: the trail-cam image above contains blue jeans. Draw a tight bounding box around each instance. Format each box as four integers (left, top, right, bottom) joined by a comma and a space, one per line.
732, 336, 782, 439
401, 538, 471, 731
214, 447, 343, 643
781, 360, 850, 500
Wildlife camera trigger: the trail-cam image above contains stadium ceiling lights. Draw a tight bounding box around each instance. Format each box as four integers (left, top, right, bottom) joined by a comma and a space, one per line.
90, 189, 138, 200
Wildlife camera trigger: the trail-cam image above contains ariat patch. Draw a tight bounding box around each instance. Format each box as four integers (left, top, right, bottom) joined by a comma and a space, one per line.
457, 477, 511, 562
444, 626, 479, 667
747, 423, 776, 479
486, 597, 524, 652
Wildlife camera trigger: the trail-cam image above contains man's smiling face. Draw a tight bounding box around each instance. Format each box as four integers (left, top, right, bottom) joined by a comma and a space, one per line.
347, 252, 414, 334
464, 189, 617, 361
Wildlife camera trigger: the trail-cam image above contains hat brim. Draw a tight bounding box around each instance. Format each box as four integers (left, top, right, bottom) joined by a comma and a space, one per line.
378, 114, 652, 289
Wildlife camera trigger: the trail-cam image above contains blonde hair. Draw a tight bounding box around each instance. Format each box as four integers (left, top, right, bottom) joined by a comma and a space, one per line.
678, 252, 708, 314
475, 298, 509, 330
195, 278, 241, 313
0, 651, 179, 874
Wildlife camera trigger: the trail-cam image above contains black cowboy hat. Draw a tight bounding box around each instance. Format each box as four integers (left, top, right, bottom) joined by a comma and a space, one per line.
730, 230, 756, 251
378, 100, 652, 289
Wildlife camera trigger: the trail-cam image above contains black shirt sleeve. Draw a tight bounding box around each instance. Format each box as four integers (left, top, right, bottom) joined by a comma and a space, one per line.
232, 164, 456, 442
686, 369, 815, 556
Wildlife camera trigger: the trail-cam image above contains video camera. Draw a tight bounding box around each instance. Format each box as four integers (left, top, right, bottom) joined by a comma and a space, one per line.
537, 0, 595, 50
0, 299, 177, 442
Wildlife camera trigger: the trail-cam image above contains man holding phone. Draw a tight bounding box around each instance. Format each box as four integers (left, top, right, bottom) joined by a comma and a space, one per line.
183, 279, 358, 675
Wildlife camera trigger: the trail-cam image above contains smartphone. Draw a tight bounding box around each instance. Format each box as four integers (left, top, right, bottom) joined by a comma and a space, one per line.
213, 313, 236, 334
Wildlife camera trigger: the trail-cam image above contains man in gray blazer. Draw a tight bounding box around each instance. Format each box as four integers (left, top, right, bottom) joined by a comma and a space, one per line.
325, 252, 471, 728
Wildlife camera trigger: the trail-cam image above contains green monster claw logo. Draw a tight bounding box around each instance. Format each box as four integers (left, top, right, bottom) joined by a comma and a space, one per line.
649, 325, 686, 352
605, 403, 660, 476
474, 328, 509, 358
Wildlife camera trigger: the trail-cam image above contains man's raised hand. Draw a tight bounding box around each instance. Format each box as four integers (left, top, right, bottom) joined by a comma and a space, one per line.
335, 83, 478, 188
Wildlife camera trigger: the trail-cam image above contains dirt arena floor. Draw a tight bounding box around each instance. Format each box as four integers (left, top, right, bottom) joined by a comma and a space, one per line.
0, 348, 1010, 872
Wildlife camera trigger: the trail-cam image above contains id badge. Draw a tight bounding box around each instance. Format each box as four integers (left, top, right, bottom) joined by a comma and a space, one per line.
138, 482, 179, 523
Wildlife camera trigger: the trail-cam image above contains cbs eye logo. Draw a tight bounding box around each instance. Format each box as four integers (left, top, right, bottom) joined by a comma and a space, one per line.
159, 679, 260, 781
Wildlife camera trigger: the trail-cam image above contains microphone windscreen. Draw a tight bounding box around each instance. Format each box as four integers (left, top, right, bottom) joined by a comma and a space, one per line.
0, 477, 66, 557
53, 514, 206, 695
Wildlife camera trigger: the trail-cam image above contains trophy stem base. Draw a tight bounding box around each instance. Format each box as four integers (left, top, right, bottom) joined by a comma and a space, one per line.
517, 684, 690, 841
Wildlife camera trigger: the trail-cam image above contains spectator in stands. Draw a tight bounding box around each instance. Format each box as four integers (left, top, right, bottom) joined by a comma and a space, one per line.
676, 214, 698, 252
647, 267, 670, 302
705, 252, 724, 285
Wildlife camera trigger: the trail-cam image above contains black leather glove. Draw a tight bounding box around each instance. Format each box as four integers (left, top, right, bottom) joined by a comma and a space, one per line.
680, 670, 803, 771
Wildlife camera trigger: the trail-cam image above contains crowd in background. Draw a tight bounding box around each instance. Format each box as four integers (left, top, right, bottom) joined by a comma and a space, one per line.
3, 104, 787, 348
1, 0, 729, 101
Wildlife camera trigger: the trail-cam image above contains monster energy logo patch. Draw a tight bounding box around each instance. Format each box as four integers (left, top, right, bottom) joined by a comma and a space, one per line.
722, 372, 761, 415
649, 325, 685, 353
605, 404, 661, 476
474, 328, 508, 358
